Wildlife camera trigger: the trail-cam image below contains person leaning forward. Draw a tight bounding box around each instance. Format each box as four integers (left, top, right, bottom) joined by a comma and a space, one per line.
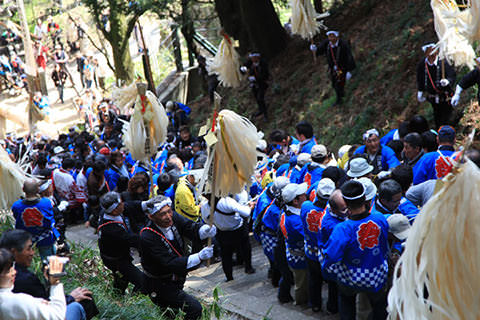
140, 195, 216, 320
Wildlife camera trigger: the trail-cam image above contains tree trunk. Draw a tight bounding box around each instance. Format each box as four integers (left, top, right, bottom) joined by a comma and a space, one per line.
181, 0, 197, 67
109, 11, 134, 83
313, 0, 323, 13
215, 0, 287, 59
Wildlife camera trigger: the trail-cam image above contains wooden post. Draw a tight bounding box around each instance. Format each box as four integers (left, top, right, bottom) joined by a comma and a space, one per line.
137, 22, 156, 94
171, 24, 184, 72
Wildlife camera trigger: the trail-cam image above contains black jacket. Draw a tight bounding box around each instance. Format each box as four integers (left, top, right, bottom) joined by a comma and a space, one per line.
98, 213, 140, 262
244, 59, 270, 88
140, 212, 202, 281
459, 67, 480, 102
416, 58, 456, 95
316, 39, 356, 73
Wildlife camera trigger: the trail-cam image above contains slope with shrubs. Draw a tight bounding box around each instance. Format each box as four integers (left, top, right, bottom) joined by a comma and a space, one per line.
189, 0, 477, 150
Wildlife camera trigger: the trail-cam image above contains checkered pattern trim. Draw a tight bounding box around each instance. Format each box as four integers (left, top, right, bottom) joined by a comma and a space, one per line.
327, 260, 388, 291
260, 231, 278, 261
31, 230, 52, 244
304, 240, 319, 260
286, 244, 306, 268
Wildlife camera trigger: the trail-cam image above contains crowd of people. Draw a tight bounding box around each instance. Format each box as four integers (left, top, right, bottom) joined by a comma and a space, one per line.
1, 15, 480, 320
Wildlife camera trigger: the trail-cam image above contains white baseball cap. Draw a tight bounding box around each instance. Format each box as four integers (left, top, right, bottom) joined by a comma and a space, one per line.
282, 183, 308, 203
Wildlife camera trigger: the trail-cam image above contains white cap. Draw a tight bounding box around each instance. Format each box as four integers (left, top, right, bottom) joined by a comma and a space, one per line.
356, 177, 377, 201
273, 176, 290, 192
387, 214, 411, 240
297, 153, 311, 167
326, 30, 339, 37
311, 144, 328, 159
282, 183, 308, 203
347, 158, 373, 178
316, 178, 335, 199
53, 146, 64, 154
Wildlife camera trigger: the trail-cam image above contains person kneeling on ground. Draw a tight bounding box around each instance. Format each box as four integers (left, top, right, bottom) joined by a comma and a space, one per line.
140, 195, 216, 320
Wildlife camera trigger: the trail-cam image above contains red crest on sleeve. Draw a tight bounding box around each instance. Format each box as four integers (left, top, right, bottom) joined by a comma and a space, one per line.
22, 208, 44, 227
356, 220, 380, 250
304, 172, 312, 188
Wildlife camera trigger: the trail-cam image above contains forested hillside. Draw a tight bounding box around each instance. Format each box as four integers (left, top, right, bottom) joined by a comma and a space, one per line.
191, 0, 478, 149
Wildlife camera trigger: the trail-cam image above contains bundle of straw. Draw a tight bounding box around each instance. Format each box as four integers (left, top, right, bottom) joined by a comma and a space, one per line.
207, 34, 242, 88
388, 159, 480, 319
291, 0, 321, 40
0, 147, 25, 209
432, 0, 480, 69
212, 110, 259, 196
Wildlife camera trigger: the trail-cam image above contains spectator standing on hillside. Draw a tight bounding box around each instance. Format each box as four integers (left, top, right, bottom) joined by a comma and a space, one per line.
240, 52, 270, 119
416, 44, 456, 128
310, 30, 356, 105
34, 19, 47, 41
51, 64, 68, 104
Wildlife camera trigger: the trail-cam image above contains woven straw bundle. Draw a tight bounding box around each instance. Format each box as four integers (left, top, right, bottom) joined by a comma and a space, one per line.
207, 36, 242, 88
0, 147, 25, 209
388, 159, 480, 319
212, 110, 259, 197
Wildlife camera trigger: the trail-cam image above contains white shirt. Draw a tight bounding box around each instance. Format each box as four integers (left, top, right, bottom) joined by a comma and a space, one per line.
0, 284, 66, 320
201, 197, 251, 231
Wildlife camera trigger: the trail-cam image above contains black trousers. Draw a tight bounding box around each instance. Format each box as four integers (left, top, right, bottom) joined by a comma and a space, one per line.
330, 72, 345, 102
216, 225, 253, 280
146, 279, 202, 320
306, 257, 323, 309
103, 258, 144, 293
326, 280, 339, 314
430, 99, 454, 129
252, 85, 267, 115
274, 235, 294, 302
338, 284, 387, 320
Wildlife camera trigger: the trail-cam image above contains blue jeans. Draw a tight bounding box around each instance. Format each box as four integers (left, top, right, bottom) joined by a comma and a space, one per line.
66, 302, 86, 320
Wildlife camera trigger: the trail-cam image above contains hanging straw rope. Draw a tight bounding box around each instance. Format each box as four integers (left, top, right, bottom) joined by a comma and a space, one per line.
0, 147, 26, 209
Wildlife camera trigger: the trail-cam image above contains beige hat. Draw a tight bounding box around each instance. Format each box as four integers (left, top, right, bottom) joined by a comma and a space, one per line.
387, 214, 411, 240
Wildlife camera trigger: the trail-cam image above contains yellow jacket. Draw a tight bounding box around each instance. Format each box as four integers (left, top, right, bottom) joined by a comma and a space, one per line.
175, 177, 200, 221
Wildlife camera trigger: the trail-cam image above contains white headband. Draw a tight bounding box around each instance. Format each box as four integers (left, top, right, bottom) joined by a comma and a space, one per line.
326, 30, 339, 37
149, 199, 173, 215
363, 129, 379, 141
249, 53, 260, 58
38, 180, 51, 193
422, 43, 436, 53
105, 201, 120, 214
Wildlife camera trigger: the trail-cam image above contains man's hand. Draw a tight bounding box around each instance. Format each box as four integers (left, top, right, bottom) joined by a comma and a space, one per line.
309, 44, 317, 51
248, 76, 256, 82
440, 78, 449, 87
417, 91, 426, 103
70, 287, 92, 302
199, 224, 217, 240
198, 246, 214, 261
240, 66, 248, 73
346, 72, 352, 81
57, 201, 69, 212
451, 94, 460, 107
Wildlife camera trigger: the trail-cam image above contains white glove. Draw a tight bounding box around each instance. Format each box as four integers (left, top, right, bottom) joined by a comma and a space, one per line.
451, 94, 460, 107
417, 91, 426, 103
452, 85, 463, 107
346, 72, 352, 81
377, 171, 391, 179
310, 44, 317, 51
240, 66, 248, 73
199, 224, 217, 240
198, 246, 214, 260
248, 76, 256, 82
440, 78, 449, 87
57, 201, 69, 212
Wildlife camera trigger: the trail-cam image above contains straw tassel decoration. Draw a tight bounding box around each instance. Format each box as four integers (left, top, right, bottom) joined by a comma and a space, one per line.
207, 33, 242, 88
